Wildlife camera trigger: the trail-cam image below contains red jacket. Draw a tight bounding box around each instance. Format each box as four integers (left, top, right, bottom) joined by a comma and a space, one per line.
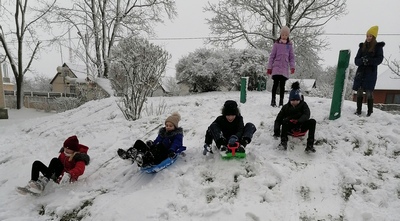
58, 144, 90, 182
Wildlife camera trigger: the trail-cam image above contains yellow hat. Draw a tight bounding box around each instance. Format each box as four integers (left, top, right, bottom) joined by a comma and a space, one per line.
367, 26, 379, 38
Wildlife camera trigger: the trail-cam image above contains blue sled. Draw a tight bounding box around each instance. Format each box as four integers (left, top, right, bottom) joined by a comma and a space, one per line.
140, 147, 186, 174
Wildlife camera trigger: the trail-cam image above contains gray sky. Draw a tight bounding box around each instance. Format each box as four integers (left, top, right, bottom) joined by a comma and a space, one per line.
26, 0, 400, 78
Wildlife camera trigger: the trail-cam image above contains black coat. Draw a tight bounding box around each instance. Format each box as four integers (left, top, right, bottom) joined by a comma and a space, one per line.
212, 115, 244, 139
352, 42, 385, 91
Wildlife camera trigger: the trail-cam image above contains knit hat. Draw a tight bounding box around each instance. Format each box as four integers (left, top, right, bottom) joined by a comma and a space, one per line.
165, 112, 181, 128
222, 100, 239, 116
367, 26, 378, 38
63, 135, 79, 151
289, 81, 302, 101
280, 26, 290, 35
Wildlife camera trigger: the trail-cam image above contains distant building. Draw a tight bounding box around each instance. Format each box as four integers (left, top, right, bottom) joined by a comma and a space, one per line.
50, 63, 109, 99
369, 69, 400, 104
1, 62, 15, 92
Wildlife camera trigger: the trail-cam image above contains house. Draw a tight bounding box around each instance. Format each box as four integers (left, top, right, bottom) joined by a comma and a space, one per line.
1, 62, 15, 92
372, 69, 400, 104
50, 63, 109, 99
285, 79, 316, 93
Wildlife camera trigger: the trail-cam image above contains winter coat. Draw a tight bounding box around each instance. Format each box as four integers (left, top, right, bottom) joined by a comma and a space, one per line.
212, 115, 245, 139
153, 127, 185, 153
352, 42, 385, 91
267, 41, 295, 79
274, 101, 311, 132
58, 144, 90, 182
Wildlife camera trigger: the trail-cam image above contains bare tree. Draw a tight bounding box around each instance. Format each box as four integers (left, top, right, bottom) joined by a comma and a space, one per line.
110, 36, 170, 121
0, 0, 56, 109
384, 45, 400, 76
50, 0, 176, 79
205, 0, 347, 78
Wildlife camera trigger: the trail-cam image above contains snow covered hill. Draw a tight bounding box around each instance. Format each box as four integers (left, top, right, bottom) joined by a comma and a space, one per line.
0, 91, 399, 221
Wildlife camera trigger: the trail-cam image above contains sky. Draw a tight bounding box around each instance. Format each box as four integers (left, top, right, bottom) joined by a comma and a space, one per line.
1, 84, 400, 220
16, 0, 399, 80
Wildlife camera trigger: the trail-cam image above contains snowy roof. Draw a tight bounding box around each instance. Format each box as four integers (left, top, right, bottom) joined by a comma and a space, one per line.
65, 63, 93, 81
375, 69, 400, 90
285, 78, 316, 92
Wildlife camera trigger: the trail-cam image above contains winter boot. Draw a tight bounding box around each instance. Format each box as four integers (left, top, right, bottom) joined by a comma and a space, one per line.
355, 96, 363, 115
278, 98, 284, 107
220, 145, 228, 152
271, 99, 277, 107
126, 147, 138, 159
135, 153, 144, 167
367, 99, 374, 117
117, 148, 129, 160
305, 139, 316, 153
237, 145, 246, 153
27, 177, 49, 194
279, 138, 288, 150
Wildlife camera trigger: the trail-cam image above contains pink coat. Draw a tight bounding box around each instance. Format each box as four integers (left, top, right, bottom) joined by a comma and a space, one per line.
267, 41, 295, 79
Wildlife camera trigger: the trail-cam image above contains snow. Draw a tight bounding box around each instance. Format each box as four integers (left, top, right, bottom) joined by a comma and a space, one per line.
0, 91, 400, 221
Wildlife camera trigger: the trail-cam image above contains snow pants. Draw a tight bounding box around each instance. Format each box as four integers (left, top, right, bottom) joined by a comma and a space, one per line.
31, 158, 64, 182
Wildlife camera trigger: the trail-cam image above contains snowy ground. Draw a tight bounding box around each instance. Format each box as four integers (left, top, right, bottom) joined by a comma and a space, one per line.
0, 91, 399, 221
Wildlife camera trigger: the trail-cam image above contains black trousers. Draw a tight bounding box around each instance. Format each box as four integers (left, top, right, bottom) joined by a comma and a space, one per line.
281, 119, 316, 142
133, 140, 169, 166
272, 75, 288, 103
31, 158, 64, 181
205, 122, 257, 147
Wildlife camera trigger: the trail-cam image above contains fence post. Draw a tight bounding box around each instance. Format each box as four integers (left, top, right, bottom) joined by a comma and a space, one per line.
240, 77, 248, 103
329, 49, 351, 120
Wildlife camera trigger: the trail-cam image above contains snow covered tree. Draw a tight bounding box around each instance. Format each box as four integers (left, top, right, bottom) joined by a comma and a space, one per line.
24, 74, 52, 92
204, 0, 347, 79
176, 48, 268, 92
50, 0, 176, 79
110, 36, 169, 121
0, 0, 56, 109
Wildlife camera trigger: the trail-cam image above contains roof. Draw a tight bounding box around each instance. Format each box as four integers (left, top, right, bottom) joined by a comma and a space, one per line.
285, 79, 316, 92
50, 63, 93, 84
375, 69, 400, 90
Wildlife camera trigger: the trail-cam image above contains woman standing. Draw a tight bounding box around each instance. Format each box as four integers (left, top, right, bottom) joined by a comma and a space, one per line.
353, 25, 385, 116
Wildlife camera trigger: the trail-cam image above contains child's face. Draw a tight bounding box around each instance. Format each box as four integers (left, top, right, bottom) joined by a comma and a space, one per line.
280, 33, 289, 40
225, 115, 236, 122
290, 100, 300, 106
165, 122, 175, 131
64, 147, 75, 155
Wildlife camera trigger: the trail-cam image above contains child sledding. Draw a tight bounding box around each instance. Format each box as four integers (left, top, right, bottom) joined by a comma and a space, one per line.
117, 112, 186, 173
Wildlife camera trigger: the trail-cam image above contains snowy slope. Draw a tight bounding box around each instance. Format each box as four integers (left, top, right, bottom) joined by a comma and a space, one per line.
0, 91, 399, 221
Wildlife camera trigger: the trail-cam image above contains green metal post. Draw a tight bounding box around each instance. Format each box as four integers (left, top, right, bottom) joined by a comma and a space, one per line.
240, 77, 248, 103
329, 50, 351, 120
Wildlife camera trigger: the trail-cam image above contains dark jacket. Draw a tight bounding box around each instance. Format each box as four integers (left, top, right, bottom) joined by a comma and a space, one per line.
352, 42, 385, 91
153, 127, 185, 153
58, 144, 90, 182
274, 101, 310, 132
212, 115, 245, 139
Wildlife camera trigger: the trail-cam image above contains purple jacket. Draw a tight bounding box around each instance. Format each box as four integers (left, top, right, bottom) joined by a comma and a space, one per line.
267, 41, 295, 79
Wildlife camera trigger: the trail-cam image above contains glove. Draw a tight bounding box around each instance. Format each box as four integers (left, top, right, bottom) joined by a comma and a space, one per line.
59, 173, 71, 184
289, 119, 298, 124
168, 150, 176, 159
362, 56, 369, 65
290, 68, 295, 74
267, 69, 272, 75
145, 140, 153, 147
228, 135, 238, 146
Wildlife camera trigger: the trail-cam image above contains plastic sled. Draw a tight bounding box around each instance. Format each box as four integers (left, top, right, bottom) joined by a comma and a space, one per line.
221, 142, 246, 159
288, 129, 308, 137
140, 147, 186, 174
